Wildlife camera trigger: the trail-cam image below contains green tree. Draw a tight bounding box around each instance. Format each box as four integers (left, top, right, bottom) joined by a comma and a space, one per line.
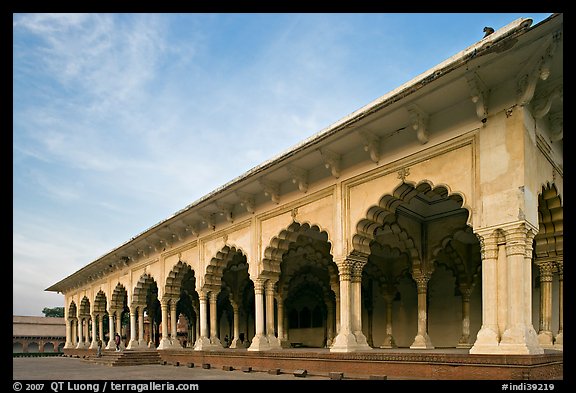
42, 307, 64, 317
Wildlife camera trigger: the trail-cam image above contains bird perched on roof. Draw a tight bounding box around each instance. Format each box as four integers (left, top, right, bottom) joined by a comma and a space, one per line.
483, 26, 495, 38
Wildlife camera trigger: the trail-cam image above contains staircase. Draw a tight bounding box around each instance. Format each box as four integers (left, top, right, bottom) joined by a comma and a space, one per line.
83, 350, 162, 366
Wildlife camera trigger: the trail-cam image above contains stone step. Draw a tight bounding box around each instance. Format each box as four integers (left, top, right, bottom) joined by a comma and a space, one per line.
83, 350, 162, 366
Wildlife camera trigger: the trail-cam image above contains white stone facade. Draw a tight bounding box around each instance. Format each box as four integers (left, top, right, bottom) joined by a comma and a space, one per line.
47, 14, 563, 355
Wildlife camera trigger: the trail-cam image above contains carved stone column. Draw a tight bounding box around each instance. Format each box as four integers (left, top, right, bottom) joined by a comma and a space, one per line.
499, 224, 542, 354
89, 314, 98, 349
330, 277, 340, 335
127, 309, 138, 349
265, 280, 281, 348
106, 313, 115, 350
209, 291, 222, 347
138, 307, 145, 347
248, 279, 270, 351
193, 291, 212, 350
71, 318, 77, 347
325, 297, 335, 347
351, 261, 370, 349
115, 311, 125, 349
229, 299, 241, 348
554, 263, 563, 350
276, 294, 290, 348
157, 300, 172, 349
457, 285, 473, 348
98, 315, 104, 344
470, 231, 500, 354
537, 261, 555, 348
64, 318, 74, 349
76, 317, 85, 349
331, 257, 370, 352
410, 274, 434, 349
379, 289, 397, 348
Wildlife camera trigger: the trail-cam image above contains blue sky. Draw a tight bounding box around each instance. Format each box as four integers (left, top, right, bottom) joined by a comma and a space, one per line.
13, 13, 554, 316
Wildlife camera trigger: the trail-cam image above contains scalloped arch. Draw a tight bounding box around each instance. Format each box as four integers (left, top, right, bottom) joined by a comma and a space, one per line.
261, 221, 333, 279
353, 180, 471, 256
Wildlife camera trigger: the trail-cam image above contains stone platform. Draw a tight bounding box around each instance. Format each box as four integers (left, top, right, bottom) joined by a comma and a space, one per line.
63, 347, 563, 380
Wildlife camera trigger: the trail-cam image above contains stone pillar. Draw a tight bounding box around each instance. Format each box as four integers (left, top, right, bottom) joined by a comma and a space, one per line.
229, 299, 241, 348
76, 317, 85, 349
157, 300, 172, 349
380, 290, 397, 348
106, 313, 115, 350
89, 314, 98, 349
537, 261, 555, 348
265, 280, 281, 348
499, 224, 542, 354
275, 296, 284, 343
138, 307, 145, 347
410, 274, 434, 349
127, 309, 138, 349
98, 315, 104, 344
457, 285, 473, 348
115, 312, 125, 349
209, 292, 222, 347
248, 279, 270, 351
325, 297, 334, 347
64, 318, 74, 349
331, 258, 362, 352
193, 291, 212, 350
330, 277, 340, 335
470, 232, 500, 353
351, 263, 370, 349
554, 263, 563, 350
170, 300, 181, 347
71, 319, 77, 346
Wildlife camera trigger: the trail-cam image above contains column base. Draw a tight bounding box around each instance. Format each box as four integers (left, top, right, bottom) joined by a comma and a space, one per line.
75, 342, 89, 349
410, 333, 434, 349
247, 334, 271, 351
553, 332, 563, 350
379, 334, 397, 348
209, 337, 223, 347
267, 335, 282, 349
469, 326, 500, 354
499, 326, 543, 354
157, 338, 174, 350
330, 331, 372, 352
63, 342, 75, 349
280, 339, 292, 349
126, 339, 140, 350
457, 335, 473, 348
537, 330, 554, 348
193, 336, 220, 351
229, 338, 241, 349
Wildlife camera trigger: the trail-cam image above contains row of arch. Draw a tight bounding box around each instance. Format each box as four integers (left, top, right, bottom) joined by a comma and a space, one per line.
13, 340, 65, 353
64, 181, 563, 353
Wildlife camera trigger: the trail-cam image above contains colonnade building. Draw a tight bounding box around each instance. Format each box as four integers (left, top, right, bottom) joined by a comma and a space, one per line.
47, 14, 563, 357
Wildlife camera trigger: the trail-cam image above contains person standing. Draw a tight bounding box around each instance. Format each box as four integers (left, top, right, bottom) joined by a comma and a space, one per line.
114, 333, 121, 352
96, 338, 102, 357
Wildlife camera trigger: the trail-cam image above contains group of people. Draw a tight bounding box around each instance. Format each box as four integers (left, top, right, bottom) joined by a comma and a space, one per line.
95, 333, 123, 357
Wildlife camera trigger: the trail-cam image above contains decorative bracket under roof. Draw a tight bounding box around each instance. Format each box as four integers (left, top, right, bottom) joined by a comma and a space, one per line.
216, 202, 234, 223
406, 103, 429, 144
548, 111, 563, 142
517, 30, 561, 107
531, 78, 562, 119
465, 71, 489, 123
287, 164, 309, 193
236, 191, 255, 213
259, 178, 280, 204
358, 130, 380, 164
199, 211, 216, 231
319, 148, 341, 178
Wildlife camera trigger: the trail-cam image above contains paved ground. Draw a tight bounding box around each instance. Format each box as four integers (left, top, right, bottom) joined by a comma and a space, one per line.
12, 356, 333, 381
